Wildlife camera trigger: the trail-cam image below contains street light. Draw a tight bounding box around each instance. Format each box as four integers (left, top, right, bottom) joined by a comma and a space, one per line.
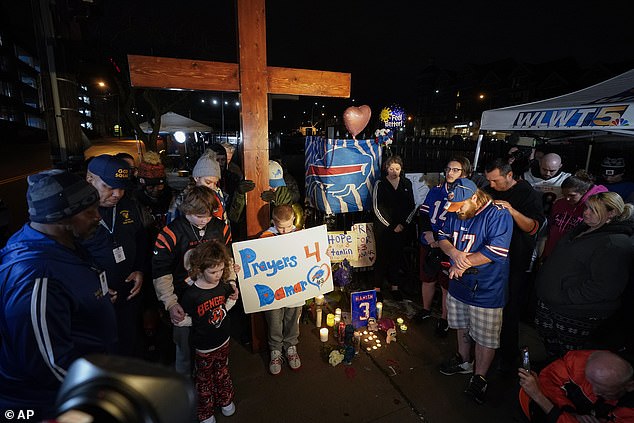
209, 94, 241, 139
96, 81, 120, 137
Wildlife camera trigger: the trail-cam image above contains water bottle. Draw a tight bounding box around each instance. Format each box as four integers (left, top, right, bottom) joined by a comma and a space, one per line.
521, 347, 530, 372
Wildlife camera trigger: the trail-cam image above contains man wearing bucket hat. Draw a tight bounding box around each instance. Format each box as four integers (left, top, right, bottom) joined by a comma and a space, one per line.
83, 154, 147, 357
436, 177, 513, 404
0, 170, 117, 418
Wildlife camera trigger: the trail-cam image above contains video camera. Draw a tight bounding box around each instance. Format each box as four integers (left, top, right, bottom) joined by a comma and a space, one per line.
54, 355, 195, 423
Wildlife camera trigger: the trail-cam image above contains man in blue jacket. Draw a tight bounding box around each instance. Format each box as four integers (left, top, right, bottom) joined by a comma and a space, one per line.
0, 170, 117, 419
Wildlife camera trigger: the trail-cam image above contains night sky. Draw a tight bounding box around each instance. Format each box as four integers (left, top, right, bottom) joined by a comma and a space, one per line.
8, 0, 632, 129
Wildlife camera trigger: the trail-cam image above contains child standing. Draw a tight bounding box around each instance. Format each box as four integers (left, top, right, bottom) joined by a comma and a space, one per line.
260, 204, 303, 374
152, 185, 226, 376
180, 240, 239, 423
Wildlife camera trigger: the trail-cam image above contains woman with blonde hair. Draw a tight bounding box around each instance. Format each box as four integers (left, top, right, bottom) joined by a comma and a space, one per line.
535, 191, 634, 359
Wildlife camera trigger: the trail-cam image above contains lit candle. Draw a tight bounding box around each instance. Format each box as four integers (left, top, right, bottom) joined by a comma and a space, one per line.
320, 328, 329, 342
396, 317, 404, 325
335, 308, 342, 317
376, 302, 383, 319
400, 324, 408, 333
372, 346, 377, 350
363, 331, 368, 335
316, 308, 322, 327
315, 295, 325, 305
334, 315, 341, 327
326, 313, 335, 327
366, 347, 371, 351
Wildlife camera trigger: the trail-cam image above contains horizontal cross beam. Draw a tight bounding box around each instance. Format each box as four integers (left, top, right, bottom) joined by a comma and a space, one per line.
128, 54, 350, 98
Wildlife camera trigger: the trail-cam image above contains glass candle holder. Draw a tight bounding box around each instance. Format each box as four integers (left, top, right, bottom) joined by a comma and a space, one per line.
326, 313, 335, 327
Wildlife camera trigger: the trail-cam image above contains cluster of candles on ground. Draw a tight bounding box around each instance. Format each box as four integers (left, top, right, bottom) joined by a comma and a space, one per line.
315, 296, 407, 345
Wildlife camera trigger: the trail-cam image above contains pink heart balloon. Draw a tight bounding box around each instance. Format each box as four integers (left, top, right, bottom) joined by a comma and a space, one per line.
343, 105, 371, 139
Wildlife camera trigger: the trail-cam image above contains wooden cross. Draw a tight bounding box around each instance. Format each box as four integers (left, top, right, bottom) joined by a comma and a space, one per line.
127, 0, 351, 352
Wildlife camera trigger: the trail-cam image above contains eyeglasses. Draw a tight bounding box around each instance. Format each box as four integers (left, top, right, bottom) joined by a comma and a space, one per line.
444, 167, 463, 173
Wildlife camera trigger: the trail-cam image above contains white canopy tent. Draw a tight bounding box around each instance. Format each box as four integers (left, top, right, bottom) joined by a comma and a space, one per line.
474, 69, 634, 170
139, 112, 212, 133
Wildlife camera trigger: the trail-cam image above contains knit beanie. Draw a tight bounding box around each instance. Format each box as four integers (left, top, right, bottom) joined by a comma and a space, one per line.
138, 151, 166, 186
27, 169, 99, 223
192, 149, 221, 178
601, 157, 625, 176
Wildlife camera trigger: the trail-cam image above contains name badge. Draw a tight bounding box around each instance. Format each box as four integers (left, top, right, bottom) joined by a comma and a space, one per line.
99, 271, 108, 296
113, 246, 126, 263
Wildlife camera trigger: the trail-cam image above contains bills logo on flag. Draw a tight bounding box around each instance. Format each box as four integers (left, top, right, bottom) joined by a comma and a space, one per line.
305, 136, 381, 214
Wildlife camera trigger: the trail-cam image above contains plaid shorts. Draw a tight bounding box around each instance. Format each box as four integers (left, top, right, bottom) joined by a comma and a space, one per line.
447, 293, 503, 349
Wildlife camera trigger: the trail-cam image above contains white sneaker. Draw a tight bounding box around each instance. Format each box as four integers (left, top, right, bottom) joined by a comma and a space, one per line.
221, 401, 236, 416
269, 350, 283, 375
286, 345, 301, 370
200, 415, 216, 423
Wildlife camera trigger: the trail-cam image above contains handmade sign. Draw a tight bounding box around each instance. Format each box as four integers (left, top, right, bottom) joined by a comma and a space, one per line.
305, 136, 381, 214
349, 222, 376, 268
232, 225, 333, 313
327, 231, 358, 262
351, 290, 377, 329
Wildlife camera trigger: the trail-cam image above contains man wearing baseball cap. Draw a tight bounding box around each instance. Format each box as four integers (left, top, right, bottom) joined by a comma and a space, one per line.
0, 170, 117, 418
260, 159, 292, 206
84, 154, 147, 357
436, 177, 513, 405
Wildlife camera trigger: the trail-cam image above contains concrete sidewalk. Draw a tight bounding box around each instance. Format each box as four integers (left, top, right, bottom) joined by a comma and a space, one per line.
218, 297, 542, 423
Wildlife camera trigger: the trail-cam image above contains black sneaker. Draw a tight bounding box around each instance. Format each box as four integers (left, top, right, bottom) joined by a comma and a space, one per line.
464, 374, 488, 404
435, 318, 449, 337
439, 353, 474, 375
413, 309, 432, 323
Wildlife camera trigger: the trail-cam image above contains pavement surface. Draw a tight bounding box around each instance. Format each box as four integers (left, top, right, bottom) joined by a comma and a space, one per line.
217, 292, 545, 423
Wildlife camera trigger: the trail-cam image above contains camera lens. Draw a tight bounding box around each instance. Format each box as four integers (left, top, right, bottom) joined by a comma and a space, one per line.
57, 384, 143, 423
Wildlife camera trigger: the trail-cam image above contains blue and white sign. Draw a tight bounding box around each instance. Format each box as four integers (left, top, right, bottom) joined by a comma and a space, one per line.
351, 290, 377, 328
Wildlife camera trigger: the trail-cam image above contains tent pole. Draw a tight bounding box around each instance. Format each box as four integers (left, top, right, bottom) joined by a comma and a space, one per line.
473, 131, 486, 172
584, 137, 594, 171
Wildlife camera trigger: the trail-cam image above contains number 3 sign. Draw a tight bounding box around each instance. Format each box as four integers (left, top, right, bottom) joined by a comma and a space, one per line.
351, 290, 377, 328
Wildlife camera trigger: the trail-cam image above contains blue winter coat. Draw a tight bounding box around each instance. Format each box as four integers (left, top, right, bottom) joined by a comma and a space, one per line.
0, 224, 117, 417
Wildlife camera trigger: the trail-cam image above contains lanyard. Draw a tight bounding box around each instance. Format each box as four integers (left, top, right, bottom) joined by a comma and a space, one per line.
99, 205, 117, 235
